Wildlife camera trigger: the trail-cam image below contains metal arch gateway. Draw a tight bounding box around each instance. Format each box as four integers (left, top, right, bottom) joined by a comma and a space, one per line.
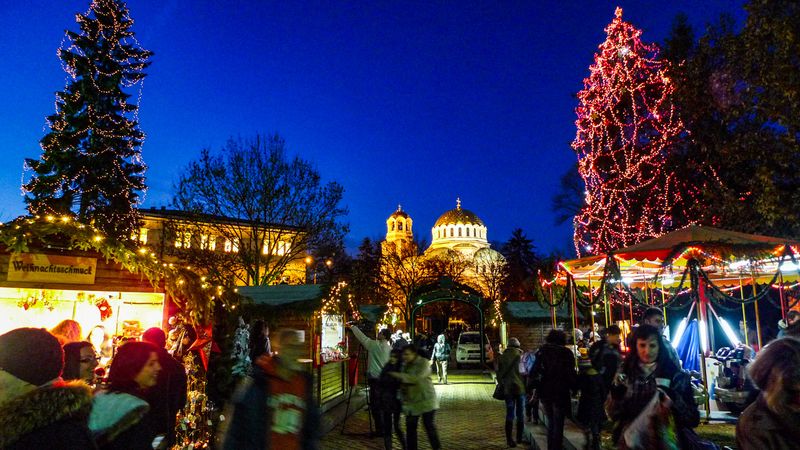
409, 277, 486, 367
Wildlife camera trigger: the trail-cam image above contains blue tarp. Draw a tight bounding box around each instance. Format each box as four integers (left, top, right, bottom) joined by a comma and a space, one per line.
675, 319, 700, 372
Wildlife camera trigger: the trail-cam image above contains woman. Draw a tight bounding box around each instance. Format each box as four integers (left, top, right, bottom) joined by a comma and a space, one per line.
51, 319, 83, 345
378, 349, 406, 450
89, 341, 162, 449
606, 324, 699, 449
63, 341, 99, 384
497, 337, 525, 447
389, 344, 441, 450
249, 319, 271, 365
736, 337, 800, 449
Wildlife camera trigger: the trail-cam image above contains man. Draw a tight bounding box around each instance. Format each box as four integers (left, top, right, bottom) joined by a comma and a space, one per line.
431, 334, 451, 384
588, 324, 622, 393
630, 307, 682, 367
0, 328, 95, 449
777, 310, 800, 338
350, 324, 392, 437
391, 330, 409, 350
142, 327, 188, 446
530, 329, 576, 450
220, 329, 319, 450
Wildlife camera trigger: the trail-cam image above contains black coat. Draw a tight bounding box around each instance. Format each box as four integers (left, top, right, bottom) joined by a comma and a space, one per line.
376, 361, 403, 413
145, 348, 187, 445
576, 369, 605, 427
0, 380, 97, 450
530, 344, 577, 407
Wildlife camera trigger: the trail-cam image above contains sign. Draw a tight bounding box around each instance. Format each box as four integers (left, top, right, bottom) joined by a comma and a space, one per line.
320, 314, 346, 363
7, 253, 97, 285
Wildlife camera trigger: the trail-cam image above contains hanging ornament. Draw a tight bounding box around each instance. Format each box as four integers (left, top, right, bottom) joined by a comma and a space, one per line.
95, 297, 113, 321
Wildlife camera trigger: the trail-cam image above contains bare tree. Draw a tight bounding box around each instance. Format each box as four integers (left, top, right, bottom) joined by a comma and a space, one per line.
380, 240, 429, 324
171, 134, 348, 286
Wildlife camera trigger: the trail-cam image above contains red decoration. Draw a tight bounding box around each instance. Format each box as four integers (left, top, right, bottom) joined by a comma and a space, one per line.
187, 323, 221, 371
96, 297, 112, 321
572, 7, 688, 255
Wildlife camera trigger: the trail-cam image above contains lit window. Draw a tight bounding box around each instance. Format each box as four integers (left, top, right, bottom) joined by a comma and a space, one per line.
200, 234, 216, 251
466, 228, 470, 237
450, 228, 454, 237
175, 231, 191, 248
398, 221, 403, 231
224, 238, 239, 253
131, 227, 148, 244
458, 227, 462, 237
262, 241, 291, 256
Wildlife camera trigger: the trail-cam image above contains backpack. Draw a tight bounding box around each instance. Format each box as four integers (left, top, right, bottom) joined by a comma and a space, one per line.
520, 351, 536, 375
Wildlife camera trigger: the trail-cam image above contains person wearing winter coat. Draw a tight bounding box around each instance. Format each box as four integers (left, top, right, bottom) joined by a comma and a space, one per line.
377, 349, 406, 450
350, 325, 392, 436
576, 357, 605, 450
431, 334, 451, 384
389, 344, 441, 450
219, 329, 320, 450
90, 341, 162, 450
529, 329, 577, 450
0, 328, 96, 450
736, 337, 800, 450
497, 337, 526, 447
606, 324, 699, 450
142, 327, 188, 447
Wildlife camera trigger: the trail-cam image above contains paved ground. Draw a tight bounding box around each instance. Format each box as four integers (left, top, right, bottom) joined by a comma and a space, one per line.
322, 371, 514, 450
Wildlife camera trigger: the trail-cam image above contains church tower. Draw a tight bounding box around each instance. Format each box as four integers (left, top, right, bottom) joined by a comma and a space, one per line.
385, 205, 413, 244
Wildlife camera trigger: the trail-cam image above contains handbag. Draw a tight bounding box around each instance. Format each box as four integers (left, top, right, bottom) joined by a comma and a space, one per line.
493, 381, 506, 400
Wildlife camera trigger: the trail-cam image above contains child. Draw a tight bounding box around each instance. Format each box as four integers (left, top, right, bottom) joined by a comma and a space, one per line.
378, 349, 406, 450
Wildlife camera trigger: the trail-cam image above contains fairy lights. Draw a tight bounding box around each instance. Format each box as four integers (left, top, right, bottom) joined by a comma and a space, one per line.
572, 7, 689, 256
23, 0, 152, 241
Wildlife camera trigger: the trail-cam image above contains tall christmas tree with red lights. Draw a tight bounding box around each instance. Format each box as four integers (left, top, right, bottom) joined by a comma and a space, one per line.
572, 7, 686, 255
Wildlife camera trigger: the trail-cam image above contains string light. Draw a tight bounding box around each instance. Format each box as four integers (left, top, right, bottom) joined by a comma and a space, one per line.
572, 7, 690, 256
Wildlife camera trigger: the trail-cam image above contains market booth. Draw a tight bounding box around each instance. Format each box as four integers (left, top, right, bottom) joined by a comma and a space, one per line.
237, 283, 353, 412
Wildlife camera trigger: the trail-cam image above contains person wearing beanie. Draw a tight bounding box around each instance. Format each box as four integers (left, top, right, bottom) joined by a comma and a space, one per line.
497, 337, 526, 447
0, 327, 96, 449
141, 327, 188, 446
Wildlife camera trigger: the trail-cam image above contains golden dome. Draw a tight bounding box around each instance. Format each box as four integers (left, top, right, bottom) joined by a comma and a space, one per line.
434, 199, 484, 227
390, 205, 410, 219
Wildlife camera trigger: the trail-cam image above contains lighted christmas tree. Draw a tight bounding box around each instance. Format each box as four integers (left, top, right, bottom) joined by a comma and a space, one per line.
24, 0, 152, 240
572, 7, 686, 255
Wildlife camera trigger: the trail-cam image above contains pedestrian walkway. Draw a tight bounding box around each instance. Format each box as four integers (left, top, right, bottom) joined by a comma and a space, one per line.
322, 371, 514, 450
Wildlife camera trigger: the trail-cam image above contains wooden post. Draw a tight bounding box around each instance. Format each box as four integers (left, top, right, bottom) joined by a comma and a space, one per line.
739, 278, 748, 346
752, 277, 763, 349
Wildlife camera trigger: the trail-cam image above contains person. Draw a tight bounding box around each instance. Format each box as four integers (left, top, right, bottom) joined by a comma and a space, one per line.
735, 337, 800, 449
377, 348, 406, 450
0, 328, 95, 449
63, 341, 100, 384
350, 324, 392, 436
521, 346, 539, 423
415, 332, 433, 360
576, 351, 604, 450
389, 344, 441, 450
589, 324, 623, 393
142, 327, 188, 447
51, 319, 83, 345
392, 330, 409, 350
431, 334, 451, 384
606, 324, 700, 449
776, 310, 800, 339
249, 320, 272, 365
219, 329, 320, 450
87, 325, 113, 363
497, 337, 526, 447
89, 341, 162, 449
530, 329, 576, 450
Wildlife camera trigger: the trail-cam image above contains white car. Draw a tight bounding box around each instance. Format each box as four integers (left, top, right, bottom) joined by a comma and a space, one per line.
455, 331, 494, 368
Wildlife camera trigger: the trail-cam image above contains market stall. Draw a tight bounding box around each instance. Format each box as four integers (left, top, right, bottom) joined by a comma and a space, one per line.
238, 282, 358, 412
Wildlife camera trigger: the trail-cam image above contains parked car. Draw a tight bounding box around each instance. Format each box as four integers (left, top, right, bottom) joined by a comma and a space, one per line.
455, 331, 494, 368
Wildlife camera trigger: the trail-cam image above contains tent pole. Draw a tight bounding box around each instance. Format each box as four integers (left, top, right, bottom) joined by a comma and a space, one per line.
693, 263, 711, 421
739, 278, 748, 346
778, 271, 787, 322
549, 285, 556, 330
589, 276, 596, 341
751, 277, 763, 349
570, 280, 578, 345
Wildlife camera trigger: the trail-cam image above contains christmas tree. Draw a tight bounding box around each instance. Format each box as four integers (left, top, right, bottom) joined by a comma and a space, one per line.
572, 8, 687, 255
24, 0, 152, 240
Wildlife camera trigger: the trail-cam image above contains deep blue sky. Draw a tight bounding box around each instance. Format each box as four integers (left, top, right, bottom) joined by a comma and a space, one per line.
0, 1, 744, 255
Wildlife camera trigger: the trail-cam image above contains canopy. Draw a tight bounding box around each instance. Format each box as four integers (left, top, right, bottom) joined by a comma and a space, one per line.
560, 225, 800, 288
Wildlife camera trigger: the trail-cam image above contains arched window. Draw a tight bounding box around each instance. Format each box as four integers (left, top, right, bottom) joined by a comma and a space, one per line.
398, 221, 404, 231
466, 228, 471, 237
458, 227, 462, 237
391, 221, 395, 231
450, 228, 454, 237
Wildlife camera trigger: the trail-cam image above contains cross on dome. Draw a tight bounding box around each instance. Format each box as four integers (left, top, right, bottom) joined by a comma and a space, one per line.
456, 198, 461, 210
397, 204, 402, 212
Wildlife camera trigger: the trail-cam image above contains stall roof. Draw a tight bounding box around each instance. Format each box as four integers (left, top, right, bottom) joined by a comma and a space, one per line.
505, 302, 581, 321
238, 284, 324, 306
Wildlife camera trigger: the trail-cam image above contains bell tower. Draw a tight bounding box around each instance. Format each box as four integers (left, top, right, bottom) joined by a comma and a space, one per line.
385, 205, 413, 246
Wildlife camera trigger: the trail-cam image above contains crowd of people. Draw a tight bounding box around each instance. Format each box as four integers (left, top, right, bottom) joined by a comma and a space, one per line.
0, 321, 187, 449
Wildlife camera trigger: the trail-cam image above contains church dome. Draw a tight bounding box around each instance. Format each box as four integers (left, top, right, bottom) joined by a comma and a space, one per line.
434, 199, 484, 227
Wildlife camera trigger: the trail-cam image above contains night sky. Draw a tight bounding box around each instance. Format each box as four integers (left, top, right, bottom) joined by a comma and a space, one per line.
0, 1, 744, 255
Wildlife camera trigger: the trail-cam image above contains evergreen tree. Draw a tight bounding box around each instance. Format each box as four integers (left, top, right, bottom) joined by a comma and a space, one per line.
500, 228, 538, 301
24, 0, 152, 240
572, 8, 691, 255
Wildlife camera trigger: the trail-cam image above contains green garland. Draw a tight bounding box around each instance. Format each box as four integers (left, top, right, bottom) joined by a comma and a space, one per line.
0, 215, 239, 324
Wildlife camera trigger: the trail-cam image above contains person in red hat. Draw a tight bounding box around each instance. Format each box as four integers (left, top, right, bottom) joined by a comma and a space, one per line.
0, 327, 96, 449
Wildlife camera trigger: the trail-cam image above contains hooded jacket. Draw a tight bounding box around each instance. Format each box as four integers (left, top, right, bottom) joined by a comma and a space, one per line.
395, 355, 439, 416
219, 355, 320, 450
530, 343, 577, 407
0, 370, 96, 450
432, 335, 451, 362
89, 390, 153, 450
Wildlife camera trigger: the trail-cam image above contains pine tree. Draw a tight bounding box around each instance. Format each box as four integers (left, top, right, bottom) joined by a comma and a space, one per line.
572, 7, 688, 255
24, 0, 152, 240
